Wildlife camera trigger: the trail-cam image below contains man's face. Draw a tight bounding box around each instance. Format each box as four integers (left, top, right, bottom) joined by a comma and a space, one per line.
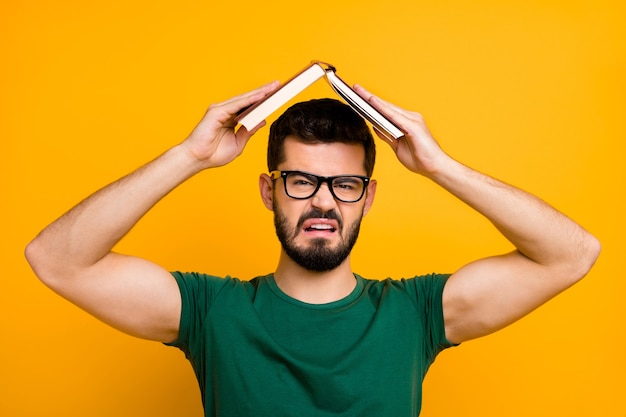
264, 136, 376, 272
272, 200, 362, 272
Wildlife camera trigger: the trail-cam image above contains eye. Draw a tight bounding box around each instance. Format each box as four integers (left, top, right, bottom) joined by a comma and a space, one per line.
333, 178, 361, 191
288, 173, 317, 188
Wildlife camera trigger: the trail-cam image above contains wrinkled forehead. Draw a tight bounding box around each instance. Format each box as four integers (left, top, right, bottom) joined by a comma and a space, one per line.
279, 136, 368, 176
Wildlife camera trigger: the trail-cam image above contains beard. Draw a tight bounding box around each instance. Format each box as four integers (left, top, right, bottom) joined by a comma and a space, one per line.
273, 203, 363, 272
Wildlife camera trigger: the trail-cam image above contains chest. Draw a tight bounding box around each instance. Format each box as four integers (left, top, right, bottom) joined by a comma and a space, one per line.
195, 286, 428, 416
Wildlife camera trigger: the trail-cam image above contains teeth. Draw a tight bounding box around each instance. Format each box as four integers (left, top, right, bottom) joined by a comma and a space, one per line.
309, 224, 333, 230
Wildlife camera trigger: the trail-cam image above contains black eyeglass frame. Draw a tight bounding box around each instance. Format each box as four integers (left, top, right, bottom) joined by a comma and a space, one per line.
270, 170, 371, 203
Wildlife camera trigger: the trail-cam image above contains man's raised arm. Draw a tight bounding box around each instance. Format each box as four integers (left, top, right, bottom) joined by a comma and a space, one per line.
355, 85, 601, 344
24, 82, 279, 343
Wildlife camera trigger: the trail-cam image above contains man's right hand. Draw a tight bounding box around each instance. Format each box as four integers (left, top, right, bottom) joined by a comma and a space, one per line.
182, 81, 280, 170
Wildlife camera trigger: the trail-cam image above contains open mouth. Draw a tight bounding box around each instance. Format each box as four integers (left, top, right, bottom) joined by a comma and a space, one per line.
302, 219, 338, 234
305, 223, 336, 233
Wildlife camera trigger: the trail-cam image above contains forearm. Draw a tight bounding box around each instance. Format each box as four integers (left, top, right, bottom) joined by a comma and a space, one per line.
355, 86, 600, 342
26, 143, 204, 279
26, 81, 280, 282
353, 84, 600, 275
427, 155, 600, 274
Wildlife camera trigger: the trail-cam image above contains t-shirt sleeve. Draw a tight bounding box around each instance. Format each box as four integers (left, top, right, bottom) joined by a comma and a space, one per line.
401, 273, 457, 362
164, 271, 230, 356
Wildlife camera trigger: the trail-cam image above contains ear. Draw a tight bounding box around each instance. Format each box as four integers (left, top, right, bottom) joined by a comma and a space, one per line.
362, 179, 377, 216
259, 173, 274, 211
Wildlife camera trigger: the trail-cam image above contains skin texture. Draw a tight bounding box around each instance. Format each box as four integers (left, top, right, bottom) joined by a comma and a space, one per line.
25, 81, 600, 346
259, 138, 377, 304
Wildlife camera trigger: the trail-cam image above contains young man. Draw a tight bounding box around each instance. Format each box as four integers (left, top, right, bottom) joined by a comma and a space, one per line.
25, 81, 600, 416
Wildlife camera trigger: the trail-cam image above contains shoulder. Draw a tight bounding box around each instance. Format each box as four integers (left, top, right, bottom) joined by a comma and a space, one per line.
399, 273, 452, 293
357, 273, 451, 307
358, 273, 451, 291
170, 271, 272, 300
171, 271, 232, 288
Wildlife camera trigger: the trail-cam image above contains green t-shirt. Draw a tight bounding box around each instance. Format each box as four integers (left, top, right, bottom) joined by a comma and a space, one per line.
168, 272, 454, 417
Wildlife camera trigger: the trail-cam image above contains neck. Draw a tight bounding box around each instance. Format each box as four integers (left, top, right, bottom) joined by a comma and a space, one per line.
273, 251, 357, 304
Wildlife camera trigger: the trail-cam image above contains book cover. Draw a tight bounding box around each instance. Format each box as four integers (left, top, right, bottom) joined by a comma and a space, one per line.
236, 61, 404, 141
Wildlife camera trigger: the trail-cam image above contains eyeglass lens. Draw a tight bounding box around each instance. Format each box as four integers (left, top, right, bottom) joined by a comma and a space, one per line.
284, 172, 366, 202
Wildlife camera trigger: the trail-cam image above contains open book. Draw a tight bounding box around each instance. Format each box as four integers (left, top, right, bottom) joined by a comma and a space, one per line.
235, 61, 404, 141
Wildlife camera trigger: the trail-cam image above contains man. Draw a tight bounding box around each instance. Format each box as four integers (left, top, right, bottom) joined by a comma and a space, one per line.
25, 80, 600, 416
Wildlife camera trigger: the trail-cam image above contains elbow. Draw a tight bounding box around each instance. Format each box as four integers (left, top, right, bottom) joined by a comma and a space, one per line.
24, 236, 40, 272
584, 233, 602, 273
570, 232, 601, 284
24, 236, 59, 288
25, 237, 45, 279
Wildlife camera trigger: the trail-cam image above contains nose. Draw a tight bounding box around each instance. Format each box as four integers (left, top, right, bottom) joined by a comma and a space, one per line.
310, 181, 338, 212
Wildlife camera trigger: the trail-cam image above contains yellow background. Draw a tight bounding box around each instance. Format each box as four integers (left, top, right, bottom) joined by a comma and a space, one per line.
2, 0, 624, 416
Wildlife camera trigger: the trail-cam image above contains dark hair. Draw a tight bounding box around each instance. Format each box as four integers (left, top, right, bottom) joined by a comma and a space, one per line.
267, 98, 376, 176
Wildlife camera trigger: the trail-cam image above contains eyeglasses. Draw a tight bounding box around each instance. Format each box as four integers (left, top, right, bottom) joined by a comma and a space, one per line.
270, 170, 370, 203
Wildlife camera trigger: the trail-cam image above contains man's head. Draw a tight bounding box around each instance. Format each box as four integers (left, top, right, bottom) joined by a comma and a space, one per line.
267, 98, 376, 176
260, 99, 378, 272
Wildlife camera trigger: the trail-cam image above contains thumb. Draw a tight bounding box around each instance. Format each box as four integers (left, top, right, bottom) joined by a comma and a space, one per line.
234, 119, 267, 149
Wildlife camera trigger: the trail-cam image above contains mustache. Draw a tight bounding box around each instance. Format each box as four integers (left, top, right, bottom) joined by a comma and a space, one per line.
295, 208, 343, 231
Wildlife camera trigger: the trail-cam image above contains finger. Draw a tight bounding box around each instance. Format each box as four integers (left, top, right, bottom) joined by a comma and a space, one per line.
205, 81, 280, 127
220, 81, 280, 113
354, 84, 389, 107
354, 84, 407, 118
231, 119, 267, 157
353, 84, 415, 138
236, 119, 266, 141
372, 126, 399, 149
